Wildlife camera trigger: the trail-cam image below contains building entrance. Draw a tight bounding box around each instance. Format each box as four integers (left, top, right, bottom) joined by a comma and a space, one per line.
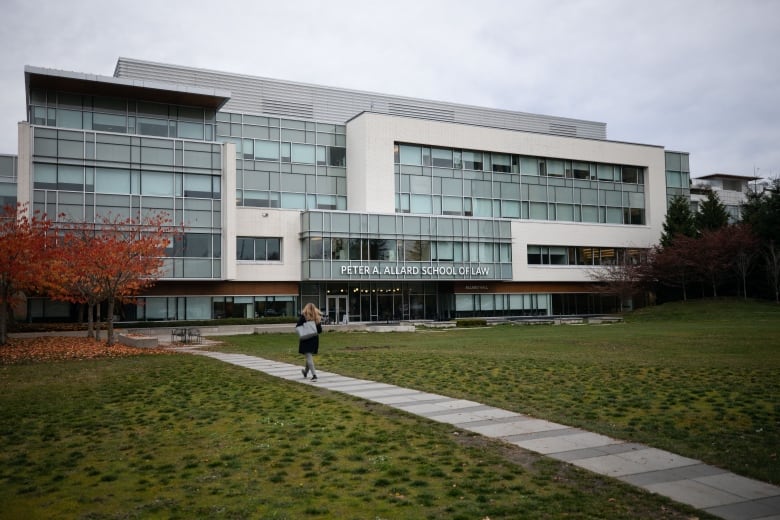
306, 282, 453, 322
326, 295, 348, 324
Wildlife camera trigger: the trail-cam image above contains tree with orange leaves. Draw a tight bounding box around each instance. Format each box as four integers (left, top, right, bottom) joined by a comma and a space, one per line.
52, 213, 175, 346
0, 203, 54, 345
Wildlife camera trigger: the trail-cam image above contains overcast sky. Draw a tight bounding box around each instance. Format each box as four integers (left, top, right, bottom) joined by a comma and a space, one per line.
2, 0, 778, 179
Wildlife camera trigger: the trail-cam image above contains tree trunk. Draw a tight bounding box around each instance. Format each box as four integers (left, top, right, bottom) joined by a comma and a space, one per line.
106, 297, 115, 346
95, 304, 101, 341
0, 284, 8, 346
86, 302, 95, 339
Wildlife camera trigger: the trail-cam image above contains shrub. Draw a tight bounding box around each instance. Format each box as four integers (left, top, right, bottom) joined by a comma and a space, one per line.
455, 318, 487, 328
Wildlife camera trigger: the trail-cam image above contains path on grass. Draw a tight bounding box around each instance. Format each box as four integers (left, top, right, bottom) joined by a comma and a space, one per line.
181, 347, 780, 520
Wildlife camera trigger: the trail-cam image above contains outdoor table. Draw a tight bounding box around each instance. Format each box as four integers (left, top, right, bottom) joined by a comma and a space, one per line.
171, 327, 189, 344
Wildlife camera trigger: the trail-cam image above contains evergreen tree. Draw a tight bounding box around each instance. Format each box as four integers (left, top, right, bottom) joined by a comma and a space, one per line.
660, 195, 697, 247
741, 179, 780, 301
741, 178, 780, 243
695, 190, 730, 232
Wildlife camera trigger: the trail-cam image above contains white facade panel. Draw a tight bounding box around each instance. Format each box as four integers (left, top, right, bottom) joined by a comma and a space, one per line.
222, 142, 237, 280
346, 112, 667, 253
511, 220, 657, 282
234, 207, 302, 281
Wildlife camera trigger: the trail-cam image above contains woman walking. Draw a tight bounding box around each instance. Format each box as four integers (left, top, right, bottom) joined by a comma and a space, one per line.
298, 303, 323, 381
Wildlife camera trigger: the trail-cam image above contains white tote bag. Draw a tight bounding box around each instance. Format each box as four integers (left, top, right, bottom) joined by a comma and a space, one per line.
296, 320, 318, 340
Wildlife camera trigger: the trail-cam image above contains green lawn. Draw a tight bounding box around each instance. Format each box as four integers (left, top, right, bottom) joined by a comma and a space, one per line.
0, 299, 775, 519
214, 299, 780, 486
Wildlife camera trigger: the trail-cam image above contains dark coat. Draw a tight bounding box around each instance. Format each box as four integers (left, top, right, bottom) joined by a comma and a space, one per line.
297, 314, 322, 354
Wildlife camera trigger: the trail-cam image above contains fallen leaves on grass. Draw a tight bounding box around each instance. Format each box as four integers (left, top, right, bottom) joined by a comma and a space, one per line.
0, 336, 175, 365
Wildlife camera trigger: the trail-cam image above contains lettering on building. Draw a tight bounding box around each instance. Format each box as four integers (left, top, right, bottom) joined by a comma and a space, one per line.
340, 264, 491, 278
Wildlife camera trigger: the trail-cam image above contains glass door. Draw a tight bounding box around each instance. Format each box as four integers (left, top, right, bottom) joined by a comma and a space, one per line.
327, 295, 348, 324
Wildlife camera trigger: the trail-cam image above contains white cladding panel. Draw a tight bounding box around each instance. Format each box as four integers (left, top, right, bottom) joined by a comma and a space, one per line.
233, 208, 302, 281
511, 220, 658, 282
347, 113, 666, 234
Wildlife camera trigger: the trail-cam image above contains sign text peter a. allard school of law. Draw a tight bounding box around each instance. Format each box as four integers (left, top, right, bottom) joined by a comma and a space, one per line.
340, 264, 491, 277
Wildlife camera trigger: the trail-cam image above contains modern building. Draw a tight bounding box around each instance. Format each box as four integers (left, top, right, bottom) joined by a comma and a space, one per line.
8, 58, 691, 323
690, 173, 760, 222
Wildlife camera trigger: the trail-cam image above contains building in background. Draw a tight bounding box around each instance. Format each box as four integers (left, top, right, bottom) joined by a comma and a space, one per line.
690, 173, 761, 222
9, 58, 692, 322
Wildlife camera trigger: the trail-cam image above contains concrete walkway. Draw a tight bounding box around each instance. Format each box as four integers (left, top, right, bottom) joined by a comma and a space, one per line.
178, 347, 780, 520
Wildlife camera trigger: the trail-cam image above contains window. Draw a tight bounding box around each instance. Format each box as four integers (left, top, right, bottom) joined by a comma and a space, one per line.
328, 147, 346, 167
331, 238, 348, 260
403, 240, 431, 261
179, 233, 212, 258
92, 112, 127, 133
238, 237, 254, 260
141, 171, 174, 196
492, 153, 511, 173
621, 166, 641, 184
546, 159, 565, 177
399, 144, 421, 165
291, 143, 315, 164
236, 237, 282, 261
433, 241, 454, 261
184, 174, 214, 198
527, 245, 647, 265
462, 150, 483, 170
255, 140, 279, 161
573, 161, 591, 179
96, 168, 131, 194
372, 239, 396, 261
431, 148, 452, 168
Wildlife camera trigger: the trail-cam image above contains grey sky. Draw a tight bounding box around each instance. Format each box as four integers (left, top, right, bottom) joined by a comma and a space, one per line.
1, 0, 778, 179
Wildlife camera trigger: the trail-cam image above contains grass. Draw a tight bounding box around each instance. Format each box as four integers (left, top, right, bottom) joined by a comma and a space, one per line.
213, 299, 780, 486
1, 342, 713, 517
1, 299, 775, 519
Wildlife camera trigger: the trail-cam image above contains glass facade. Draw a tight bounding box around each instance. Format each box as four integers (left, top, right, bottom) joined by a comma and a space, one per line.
456, 292, 551, 316
665, 150, 691, 202
301, 211, 513, 281
395, 143, 646, 225
301, 281, 449, 322
28, 88, 217, 140
0, 154, 17, 207
217, 112, 347, 210
28, 88, 224, 280
527, 246, 647, 266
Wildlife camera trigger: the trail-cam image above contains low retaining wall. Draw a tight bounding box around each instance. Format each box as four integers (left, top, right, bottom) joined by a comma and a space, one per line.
255, 323, 416, 335
118, 334, 159, 348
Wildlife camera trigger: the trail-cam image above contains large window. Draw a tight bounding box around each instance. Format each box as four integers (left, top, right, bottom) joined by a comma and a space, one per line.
237, 237, 282, 261
27, 90, 215, 141
219, 112, 347, 210
527, 245, 646, 266
396, 142, 646, 225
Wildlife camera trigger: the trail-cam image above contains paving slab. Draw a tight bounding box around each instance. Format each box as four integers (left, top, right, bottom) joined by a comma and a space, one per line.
646, 479, 748, 509
418, 404, 489, 416
509, 430, 621, 454
705, 495, 780, 520
327, 382, 397, 393
697, 473, 780, 500
570, 448, 700, 477
349, 387, 423, 398
465, 417, 570, 437
619, 463, 729, 487
369, 392, 438, 405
